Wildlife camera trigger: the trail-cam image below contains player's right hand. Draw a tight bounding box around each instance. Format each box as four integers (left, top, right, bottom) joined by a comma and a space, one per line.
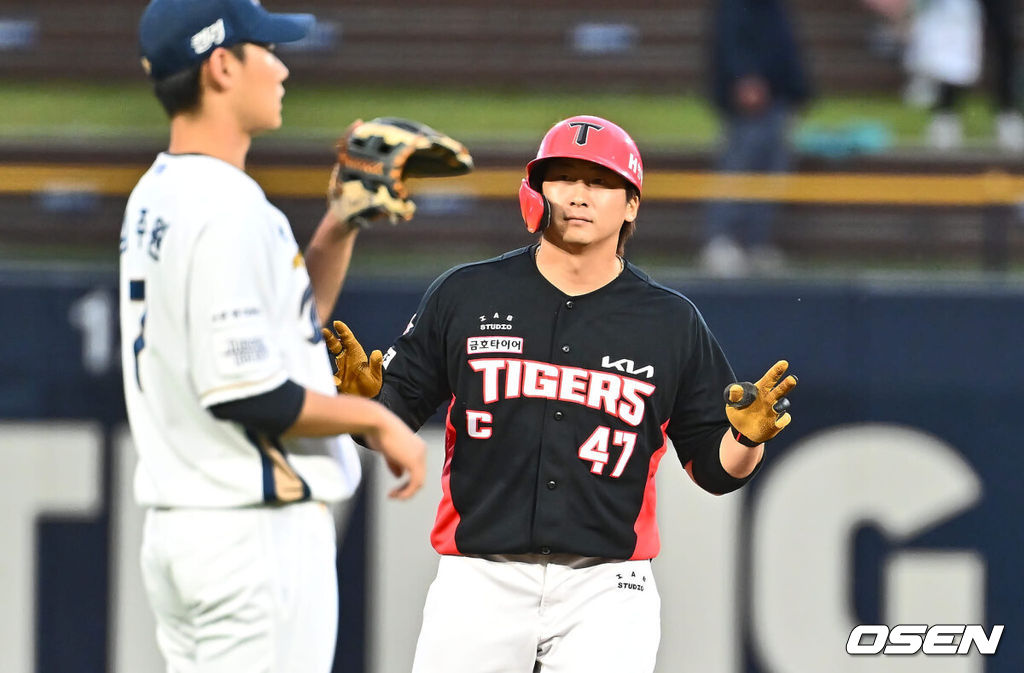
322, 320, 384, 398
365, 413, 426, 500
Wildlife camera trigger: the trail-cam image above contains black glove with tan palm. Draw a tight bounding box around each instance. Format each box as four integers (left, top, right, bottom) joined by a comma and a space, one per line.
724, 360, 798, 447
321, 320, 384, 398
328, 117, 473, 229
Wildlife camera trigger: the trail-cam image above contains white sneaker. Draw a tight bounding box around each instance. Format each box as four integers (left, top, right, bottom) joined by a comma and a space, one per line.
699, 236, 747, 277
927, 113, 963, 150
995, 111, 1024, 152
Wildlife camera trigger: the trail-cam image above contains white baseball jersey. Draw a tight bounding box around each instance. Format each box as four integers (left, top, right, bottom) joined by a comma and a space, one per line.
119, 153, 360, 508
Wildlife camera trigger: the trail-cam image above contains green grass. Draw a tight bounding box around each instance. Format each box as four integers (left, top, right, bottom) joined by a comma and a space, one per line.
280, 86, 722, 148
0, 81, 162, 139
0, 80, 719, 147
0, 79, 1002, 150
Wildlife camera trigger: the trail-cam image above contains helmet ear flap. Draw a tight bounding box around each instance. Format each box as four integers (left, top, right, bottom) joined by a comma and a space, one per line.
518, 179, 550, 234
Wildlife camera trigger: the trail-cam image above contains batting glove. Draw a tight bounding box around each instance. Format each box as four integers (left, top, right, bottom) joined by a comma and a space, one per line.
724, 360, 798, 446
321, 320, 384, 398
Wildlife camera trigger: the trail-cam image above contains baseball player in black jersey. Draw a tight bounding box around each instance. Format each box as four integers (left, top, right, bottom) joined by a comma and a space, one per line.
326, 115, 797, 672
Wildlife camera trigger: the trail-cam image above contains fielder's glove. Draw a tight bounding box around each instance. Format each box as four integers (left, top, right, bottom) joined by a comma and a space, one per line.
328, 117, 474, 228
321, 320, 384, 398
724, 360, 798, 446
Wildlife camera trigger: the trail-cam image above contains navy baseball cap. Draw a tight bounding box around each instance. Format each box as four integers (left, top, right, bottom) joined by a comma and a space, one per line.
139, 0, 314, 80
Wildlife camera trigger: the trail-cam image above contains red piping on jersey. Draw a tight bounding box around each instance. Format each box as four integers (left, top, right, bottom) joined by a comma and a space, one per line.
630, 418, 671, 560
430, 397, 461, 554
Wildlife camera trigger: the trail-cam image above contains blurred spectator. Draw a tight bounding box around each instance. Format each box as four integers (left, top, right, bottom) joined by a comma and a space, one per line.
902, 0, 982, 109
701, 0, 811, 277
904, 0, 1023, 151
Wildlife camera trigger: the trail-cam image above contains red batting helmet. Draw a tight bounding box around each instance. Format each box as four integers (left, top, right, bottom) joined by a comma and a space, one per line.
519, 115, 644, 233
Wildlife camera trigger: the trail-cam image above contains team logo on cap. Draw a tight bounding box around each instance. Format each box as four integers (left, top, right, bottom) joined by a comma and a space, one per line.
191, 18, 225, 55
568, 121, 603, 145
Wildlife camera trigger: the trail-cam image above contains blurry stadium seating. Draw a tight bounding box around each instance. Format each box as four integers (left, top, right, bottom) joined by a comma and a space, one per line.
1, 153, 1021, 273
0, 0, 906, 92
1, 0, 1022, 273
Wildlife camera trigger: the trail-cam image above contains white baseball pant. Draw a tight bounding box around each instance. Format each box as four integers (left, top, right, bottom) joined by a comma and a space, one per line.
412, 553, 661, 673
140, 501, 339, 673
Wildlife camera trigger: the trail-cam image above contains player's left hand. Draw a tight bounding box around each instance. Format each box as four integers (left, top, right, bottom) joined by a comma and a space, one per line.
327, 117, 473, 229
321, 320, 384, 398
724, 360, 798, 446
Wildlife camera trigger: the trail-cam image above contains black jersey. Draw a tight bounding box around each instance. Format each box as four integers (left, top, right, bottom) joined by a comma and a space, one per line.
379, 245, 758, 560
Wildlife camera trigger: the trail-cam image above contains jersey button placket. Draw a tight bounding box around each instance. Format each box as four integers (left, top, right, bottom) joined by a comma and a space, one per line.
533, 295, 571, 555
553, 299, 571, 422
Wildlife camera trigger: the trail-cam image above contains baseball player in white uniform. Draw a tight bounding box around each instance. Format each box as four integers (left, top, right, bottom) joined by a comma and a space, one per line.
120, 1, 425, 671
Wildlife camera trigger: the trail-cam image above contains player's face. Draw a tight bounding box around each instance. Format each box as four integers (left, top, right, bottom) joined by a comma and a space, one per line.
231, 43, 290, 134
541, 158, 639, 254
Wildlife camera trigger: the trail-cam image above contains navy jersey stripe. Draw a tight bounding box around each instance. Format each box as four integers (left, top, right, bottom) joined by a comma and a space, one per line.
245, 429, 278, 503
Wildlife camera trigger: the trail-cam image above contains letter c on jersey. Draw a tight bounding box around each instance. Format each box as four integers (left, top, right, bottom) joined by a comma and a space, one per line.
466, 411, 493, 439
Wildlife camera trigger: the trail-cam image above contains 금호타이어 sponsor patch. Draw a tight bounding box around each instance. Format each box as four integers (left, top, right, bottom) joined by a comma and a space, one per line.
466, 336, 524, 355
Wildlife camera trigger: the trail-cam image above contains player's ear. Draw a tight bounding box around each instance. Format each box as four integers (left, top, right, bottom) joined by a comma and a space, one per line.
203, 47, 237, 92
624, 189, 639, 223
